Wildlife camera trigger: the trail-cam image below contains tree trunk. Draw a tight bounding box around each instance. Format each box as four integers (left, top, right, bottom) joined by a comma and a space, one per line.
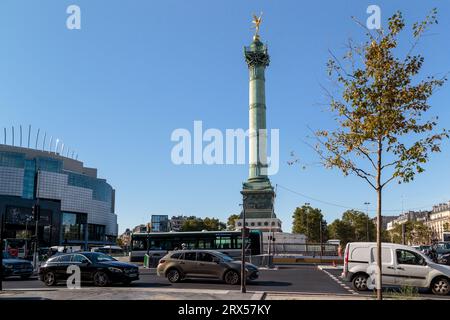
376, 186, 382, 300
376, 139, 383, 300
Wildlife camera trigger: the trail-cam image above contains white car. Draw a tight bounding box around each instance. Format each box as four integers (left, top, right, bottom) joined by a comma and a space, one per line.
342, 242, 450, 295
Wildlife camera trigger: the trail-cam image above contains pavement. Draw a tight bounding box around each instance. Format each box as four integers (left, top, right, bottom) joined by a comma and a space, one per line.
1, 265, 449, 300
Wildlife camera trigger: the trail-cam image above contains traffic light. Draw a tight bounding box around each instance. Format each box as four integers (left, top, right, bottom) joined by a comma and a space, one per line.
32, 204, 40, 221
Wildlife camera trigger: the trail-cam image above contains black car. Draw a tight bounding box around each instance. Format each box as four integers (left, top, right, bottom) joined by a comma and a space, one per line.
38, 252, 139, 287
1, 252, 34, 279
438, 253, 450, 265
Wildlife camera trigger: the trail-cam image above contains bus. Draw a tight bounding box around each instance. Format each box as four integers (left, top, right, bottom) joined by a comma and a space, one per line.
129, 230, 262, 262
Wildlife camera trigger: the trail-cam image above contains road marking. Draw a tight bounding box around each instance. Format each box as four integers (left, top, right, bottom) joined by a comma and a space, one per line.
317, 266, 359, 295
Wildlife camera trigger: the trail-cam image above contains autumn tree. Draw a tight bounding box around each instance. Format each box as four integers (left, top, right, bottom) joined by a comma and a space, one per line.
292, 205, 326, 242
315, 10, 447, 299
227, 214, 240, 230
389, 221, 432, 245
181, 216, 226, 231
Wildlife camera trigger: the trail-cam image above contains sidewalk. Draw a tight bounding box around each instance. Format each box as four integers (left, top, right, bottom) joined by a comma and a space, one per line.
0, 287, 264, 300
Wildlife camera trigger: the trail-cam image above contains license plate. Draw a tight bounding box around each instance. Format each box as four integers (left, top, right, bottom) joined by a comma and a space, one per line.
128, 273, 138, 277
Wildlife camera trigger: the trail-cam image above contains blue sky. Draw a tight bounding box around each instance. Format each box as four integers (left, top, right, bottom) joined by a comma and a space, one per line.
1, 1, 449, 234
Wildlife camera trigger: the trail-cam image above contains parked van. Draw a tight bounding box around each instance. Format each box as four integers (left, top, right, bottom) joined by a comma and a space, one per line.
342, 242, 450, 295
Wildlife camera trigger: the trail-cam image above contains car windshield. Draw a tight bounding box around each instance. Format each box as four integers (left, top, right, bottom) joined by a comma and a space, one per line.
212, 252, 234, 262
84, 252, 116, 263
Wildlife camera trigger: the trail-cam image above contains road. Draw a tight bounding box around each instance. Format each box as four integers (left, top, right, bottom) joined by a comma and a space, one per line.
2, 265, 450, 299
2, 266, 350, 295
325, 267, 450, 300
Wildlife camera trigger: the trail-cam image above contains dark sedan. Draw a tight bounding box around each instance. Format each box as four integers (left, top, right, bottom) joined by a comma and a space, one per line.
38, 252, 139, 287
1, 252, 34, 279
438, 253, 450, 265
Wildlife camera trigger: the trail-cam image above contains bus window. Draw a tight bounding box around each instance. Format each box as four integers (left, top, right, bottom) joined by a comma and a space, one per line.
198, 238, 214, 249
132, 239, 146, 251
215, 236, 232, 249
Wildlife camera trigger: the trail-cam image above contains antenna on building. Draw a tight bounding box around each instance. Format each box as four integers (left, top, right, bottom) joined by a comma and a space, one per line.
60, 143, 64, 156
3, 128, 5, 144
20, 125, 22, 147
49, 136, 53, 153
42, 132, 47, 151
12, 126, 14, 146
55, 138, 59, 154
66, 148, 70, 158
27, 125, 31, 148
35, 129, 40, 149
71, 151, 75, 158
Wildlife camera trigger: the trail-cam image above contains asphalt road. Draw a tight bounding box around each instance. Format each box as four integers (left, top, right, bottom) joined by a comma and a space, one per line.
3, 265, 449, 299
325, 268, 450, 300
1, 266, 351, 295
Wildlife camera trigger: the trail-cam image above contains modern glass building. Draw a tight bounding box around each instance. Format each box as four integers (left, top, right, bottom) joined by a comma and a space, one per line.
0, 144, 118, 251
151, 215, 169, 232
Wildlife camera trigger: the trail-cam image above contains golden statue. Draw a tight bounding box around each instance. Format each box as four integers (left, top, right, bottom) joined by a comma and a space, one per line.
252, 12, 263, 40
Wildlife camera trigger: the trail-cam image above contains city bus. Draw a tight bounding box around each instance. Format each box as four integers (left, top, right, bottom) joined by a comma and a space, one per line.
129, 230, 262, 262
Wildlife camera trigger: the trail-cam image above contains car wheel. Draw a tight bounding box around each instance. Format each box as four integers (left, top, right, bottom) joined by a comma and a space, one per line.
43, 271, 57, 286
352, 274, 369, 291
93, 271, 110, 287
166, 268, 181, 283
431, 277, 450, 295
224, 270, 240, 285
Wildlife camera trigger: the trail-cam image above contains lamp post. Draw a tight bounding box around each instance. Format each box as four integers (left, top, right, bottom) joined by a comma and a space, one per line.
240, 197, 247, 294
304, 203, 310, 243
364, 202, 371, 241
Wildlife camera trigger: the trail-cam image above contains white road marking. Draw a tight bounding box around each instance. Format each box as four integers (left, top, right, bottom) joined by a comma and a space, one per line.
318, 266, 359, 295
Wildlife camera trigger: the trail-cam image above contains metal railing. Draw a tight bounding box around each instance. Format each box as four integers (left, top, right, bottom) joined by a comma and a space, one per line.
263, 243, 339, 256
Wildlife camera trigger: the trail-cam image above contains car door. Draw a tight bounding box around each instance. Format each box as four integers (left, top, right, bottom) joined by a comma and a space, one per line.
180, 252, 198, 276
196, 252, 223, 278
370, 247, 396, 286
71, 254, 93, 282
55, 254, 73, 280
395, 249, 429, 288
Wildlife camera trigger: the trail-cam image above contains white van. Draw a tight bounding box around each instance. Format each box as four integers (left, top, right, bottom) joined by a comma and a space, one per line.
342, 242, 450, 295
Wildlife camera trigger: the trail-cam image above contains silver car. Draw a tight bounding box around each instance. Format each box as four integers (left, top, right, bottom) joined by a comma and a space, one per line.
156, 250, 259, 285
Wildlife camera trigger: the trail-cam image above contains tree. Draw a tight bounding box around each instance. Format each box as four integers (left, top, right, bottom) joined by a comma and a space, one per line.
389, 221, 432, 245
181, 216, 226, 231
327, 210, 377, 246
203, 217, 226, 231
328, 219, 354, 247
341, 210, 376, 242
227, 214, 240, 230
314, 10, 447, 299
292, 205, 326, 242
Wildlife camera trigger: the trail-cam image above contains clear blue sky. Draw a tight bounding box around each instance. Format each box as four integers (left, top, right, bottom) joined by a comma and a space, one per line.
1, 1, 449, 234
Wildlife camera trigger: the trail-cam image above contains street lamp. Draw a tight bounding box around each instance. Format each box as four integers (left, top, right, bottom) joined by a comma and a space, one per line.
304, 203, 310, 243
239, 197, 248, 294
364, 202, 371, 241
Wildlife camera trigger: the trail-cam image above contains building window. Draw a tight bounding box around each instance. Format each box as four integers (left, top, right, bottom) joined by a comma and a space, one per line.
62, 212, 86, 241
251, 222, 255, 226
264, 222, 269, 226
271, 222, 275, 226
237, 222, 242, 226
257, 222, 262, 226
88, 224, 106, 242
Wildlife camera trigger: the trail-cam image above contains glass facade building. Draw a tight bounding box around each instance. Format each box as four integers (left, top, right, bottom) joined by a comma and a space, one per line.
151, 215, 169, 232
0, 144, 118, 249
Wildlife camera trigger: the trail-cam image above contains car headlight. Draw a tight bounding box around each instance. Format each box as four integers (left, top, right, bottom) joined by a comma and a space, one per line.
4, 264, 13, 269
108, 267, 123, 273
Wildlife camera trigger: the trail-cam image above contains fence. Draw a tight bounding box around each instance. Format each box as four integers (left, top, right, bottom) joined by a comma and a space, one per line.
262, 243, 339, 256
